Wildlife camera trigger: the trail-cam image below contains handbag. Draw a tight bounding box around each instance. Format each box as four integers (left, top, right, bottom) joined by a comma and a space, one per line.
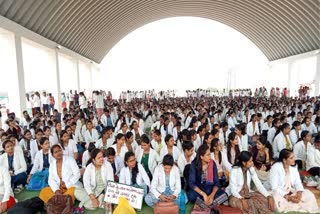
154, 202, 179, 214
217, 205, 241, 214
46, 194, 73, 214
26, 169, 49, 190
191, 205, 211, 214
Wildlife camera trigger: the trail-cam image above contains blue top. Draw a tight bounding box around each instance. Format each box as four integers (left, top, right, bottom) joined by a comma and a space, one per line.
43, 153, 50, 169
8, 155, 14, 171
188, 159, 220, 195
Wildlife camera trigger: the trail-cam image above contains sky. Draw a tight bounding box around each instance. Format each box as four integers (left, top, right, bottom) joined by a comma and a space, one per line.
100, 16, 269, 96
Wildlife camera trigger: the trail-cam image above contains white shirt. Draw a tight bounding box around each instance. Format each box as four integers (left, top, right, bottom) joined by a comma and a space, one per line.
136, 148, 159, 175
82, 150, 90, 168
62, 139, 78, 158
79, 96, 87, 109
268, 162, 304, 197
30, 139, 40, 163
48, 156, 82, 192
306, 144, 320, 171
294, 140, 311, 162
0, 151, 27, 175
150, 164, 181, 198
111, 144, 128, 160
83, 162, 114, 196
177, 152, 196, 177
302, 123, 317, 135
272, 132, 292, 159
289, 129, 301, 145
119, 163, 150, 187
246, 121, 260, 136
237, 135, 249, 151
84, 129, 99, 148
0, 166, 13, 202
95, 95, 104, 109
226, 167, 270, 199
30, 150, 54, 175
95, 137, 114, 149
159, 146, 181, 163
227, 117, 238, 129
267, 127, 276, 145
151, 139, 166, 155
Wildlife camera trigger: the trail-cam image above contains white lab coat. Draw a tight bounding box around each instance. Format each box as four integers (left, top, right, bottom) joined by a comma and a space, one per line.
95, 137, 114, 149
0, 152, 27, 175
119, 163, 150, 187
301, 123, 317, 135
136, 148, 159, 175
48, 156, 82, 192
0, 166, 13, 202
104, 156, 123, 176
293, 140, 311, 162
150, 164, 181, 198
267, 127, 276, 144
30, 150, 54, 175
306, 144, 320, 171
84, 129, 99, 148
237, 135, 249, 151
268, 162, 304, 197
159, 146, 181, 163
151, 139, 166, 155
246, 121, 261, 136
226, 167, 270, 198
83, 162, 114, 195
30, 139, 40, 164
111, 144, 128, 160
272, 132, 292, 159
177, 152, 196, 176
210, 152, 232, 172
62, 139, 78, 158
289, 129, 301, 145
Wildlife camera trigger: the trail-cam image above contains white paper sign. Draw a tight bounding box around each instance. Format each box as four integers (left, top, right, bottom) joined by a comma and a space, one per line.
104, 181, 144, 209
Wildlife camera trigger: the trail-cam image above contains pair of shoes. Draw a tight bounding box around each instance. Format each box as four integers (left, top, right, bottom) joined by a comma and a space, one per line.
14, 185, 24, 194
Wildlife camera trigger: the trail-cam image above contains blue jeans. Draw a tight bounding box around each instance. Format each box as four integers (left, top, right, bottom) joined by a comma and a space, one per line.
11, 172, 27, 188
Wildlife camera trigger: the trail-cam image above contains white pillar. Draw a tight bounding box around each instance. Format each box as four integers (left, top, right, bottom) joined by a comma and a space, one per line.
288, 62, 293, 97
55, 49, 62, 111
76, 59, 80, 92
14, 34, 26, 117
315, 54, 320, 95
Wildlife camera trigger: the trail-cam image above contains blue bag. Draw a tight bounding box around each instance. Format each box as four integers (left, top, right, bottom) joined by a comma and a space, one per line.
26, 169, 49, 190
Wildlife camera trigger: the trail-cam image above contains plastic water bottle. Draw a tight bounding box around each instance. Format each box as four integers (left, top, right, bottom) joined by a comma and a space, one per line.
180, 190, 186, 214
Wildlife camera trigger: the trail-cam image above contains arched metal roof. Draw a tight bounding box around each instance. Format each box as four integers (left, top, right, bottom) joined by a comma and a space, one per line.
0, 0, 319, 63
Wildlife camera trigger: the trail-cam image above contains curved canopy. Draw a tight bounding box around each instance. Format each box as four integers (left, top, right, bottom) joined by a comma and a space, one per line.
0, 0, 319, 63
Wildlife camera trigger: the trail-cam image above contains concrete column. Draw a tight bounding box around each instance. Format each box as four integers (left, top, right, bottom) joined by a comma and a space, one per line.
315, 54, 320, 95
55, 49, 62, 111
14, 34, 26, 116
76, 59, 80, 92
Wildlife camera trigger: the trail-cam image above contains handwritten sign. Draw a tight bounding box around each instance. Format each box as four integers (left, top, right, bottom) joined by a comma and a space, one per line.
104, 181, 144, 209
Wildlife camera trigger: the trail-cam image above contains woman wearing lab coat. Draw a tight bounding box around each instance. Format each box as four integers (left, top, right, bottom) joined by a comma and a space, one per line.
111, 133, 128, 160
226, 151, 275, 214
119, 151, 150, 196
39, 144, 81, 204
272, 123, 291, 160
136, 134, 159, 180
160, 134, 181, 163
145, 154, 183, 207
27, 137, 53, 183
268, 149, 319, 213
75, 149, 114, 210
0, 140, 27, 193
0, 165, 16, 212
83, 121, 99, 148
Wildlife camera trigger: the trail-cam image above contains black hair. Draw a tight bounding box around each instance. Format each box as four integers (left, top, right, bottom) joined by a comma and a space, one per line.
113, 133, 125, 145
227, 132, 240, 164
182, 140, 194, 151
162, 154, 174, 166
40, 137, 49, 145
124, 151, 138, 185
235, 123, 246, 135
106, 147, 116, 156
2, 139, 13, 149
300, 130, 309, 141
195, 144, 210, 172
211, 138, 222, 164
291, 121, 301, 130
233, 151, 252, 168
125, 131, 133, 140
256, 135, 273, 158
43, 126, 51, 133
86, 148, 102, 167
59, 130, 69, 150
274, 123, 290, 139
141, 134, 150, 144
276, 149, 293, 163
153, 129, 161, 136
50, 144, 62, 155
164, 134, 173, 144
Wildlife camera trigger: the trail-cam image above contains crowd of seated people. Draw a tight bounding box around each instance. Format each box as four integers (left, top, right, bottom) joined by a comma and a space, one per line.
0, 89, 319, 213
